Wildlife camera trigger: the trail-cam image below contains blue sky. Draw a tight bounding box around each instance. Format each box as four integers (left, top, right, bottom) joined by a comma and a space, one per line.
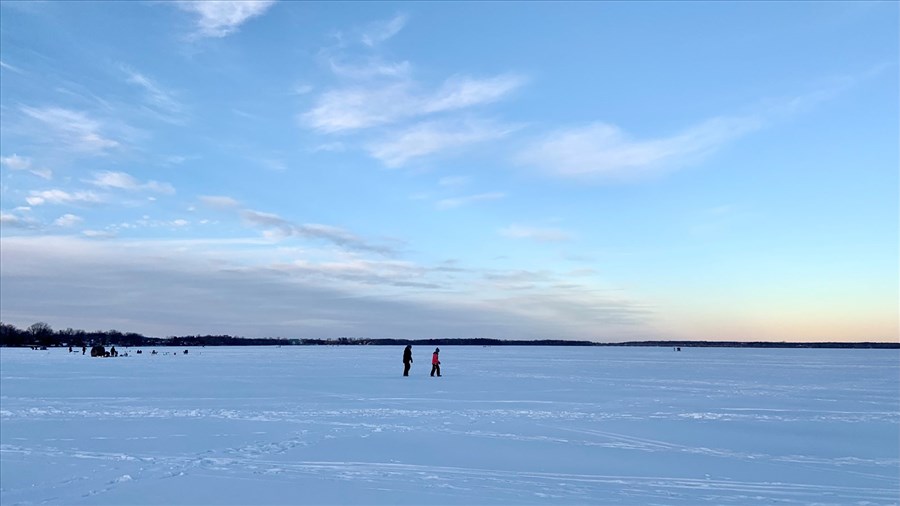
1, 1, 897, 341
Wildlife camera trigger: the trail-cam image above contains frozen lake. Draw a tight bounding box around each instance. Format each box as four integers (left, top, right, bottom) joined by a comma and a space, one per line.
1, 345, 898, 505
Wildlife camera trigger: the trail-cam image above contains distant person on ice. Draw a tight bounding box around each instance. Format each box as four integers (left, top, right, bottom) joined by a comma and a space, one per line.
402, 345, 413, 376
431, 348, 441, 377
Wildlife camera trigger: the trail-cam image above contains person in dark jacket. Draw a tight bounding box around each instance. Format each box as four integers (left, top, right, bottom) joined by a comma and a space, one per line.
402, 345, 413, 376
430, 348, 441, 377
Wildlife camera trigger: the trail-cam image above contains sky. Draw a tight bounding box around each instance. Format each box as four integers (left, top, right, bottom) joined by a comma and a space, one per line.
0, 1, 897, 342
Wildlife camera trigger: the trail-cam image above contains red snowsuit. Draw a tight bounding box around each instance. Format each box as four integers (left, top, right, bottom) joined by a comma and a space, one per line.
430, 351, 441, 377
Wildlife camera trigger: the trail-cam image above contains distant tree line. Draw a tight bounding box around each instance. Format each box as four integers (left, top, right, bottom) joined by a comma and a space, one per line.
0, 322, 599, 348
0, 322, 896, 349
0, 322, 300, 348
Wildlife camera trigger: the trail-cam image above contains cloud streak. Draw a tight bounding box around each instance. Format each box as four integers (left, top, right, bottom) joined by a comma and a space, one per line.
303, 74, 526, 133
0, 154, 52, 179
516, 79, 879, 182
368, 119, 521, 168
0, 60, 24, 74
327, 58, 411, 80
286, 257, 439, 289
195, 196, 393, 254
517, 116, 763, 180
0, 154, 30, 171
436, 192, 506, 210
20, 106, 121, 155
199, 195, 242, 209
26, 189, 102, 207
87, 171, 175, 194
53, 213, 83, 227
0, 211, 38, 229
360, 14, 408, 47
176, 1, 276, 38
500, 225, 572, 243
241, 210, 394, 255
122, 66, 187, 123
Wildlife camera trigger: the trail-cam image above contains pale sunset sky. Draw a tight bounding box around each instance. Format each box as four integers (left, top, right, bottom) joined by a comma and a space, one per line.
1, 1, 897, 341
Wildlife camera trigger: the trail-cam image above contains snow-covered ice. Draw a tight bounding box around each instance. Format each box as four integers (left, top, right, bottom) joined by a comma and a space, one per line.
1, 346, 898, 505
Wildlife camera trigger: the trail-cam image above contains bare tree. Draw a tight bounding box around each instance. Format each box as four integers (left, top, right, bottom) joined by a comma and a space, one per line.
28, 322, 52, 337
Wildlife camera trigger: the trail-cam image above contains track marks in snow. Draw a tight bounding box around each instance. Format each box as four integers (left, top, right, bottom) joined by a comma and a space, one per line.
173, 458, 900, 504
666, 409, 900, 424
554, 426, 900, 470
2, 437, 896, 505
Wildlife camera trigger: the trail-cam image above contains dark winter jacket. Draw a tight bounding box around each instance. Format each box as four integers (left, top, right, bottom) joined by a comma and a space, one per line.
403, 346, 412, 364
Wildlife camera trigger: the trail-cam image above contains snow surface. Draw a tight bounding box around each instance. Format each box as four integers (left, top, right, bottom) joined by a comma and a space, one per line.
1, 346, 898, 505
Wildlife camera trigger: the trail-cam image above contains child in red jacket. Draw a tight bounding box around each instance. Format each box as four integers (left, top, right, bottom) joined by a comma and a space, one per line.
430, 348, 441, 377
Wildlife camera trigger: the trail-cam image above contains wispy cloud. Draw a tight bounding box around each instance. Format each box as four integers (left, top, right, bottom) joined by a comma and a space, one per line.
122, 66, 187, 123
241, 209, 394, 255
517, 77, 882, 181
303, 74, 526, 133
86, 171, 175, 194
311, 13, 411, 87
0, 154, 30, 171
20, 106, 120, 155
771, 63, 893, 118
0, 60, 24, 74
29, 168, 53, 180
303, 83, 411, 132
292, 83, 314, 95
500, 225, 573, 242
287, 257, 438, 289
327, 58, 411, 80
82, 229, 116, 239
108, 217, 193, 232
26, 189, 102, 207
199, 195, 242, 209
53, 213, 83, 227
360, 14, 408, 47
52, 80, 115, 111
163, 155, 195, 166
175, 1, 276, 38
423, 75, 526, 114
0, 154, 52, 179
0, 211, 38, 229
311, 142, 346, 153
517, 116, 763, 180
436, 192, 505, 210
368, 119, 521, 168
